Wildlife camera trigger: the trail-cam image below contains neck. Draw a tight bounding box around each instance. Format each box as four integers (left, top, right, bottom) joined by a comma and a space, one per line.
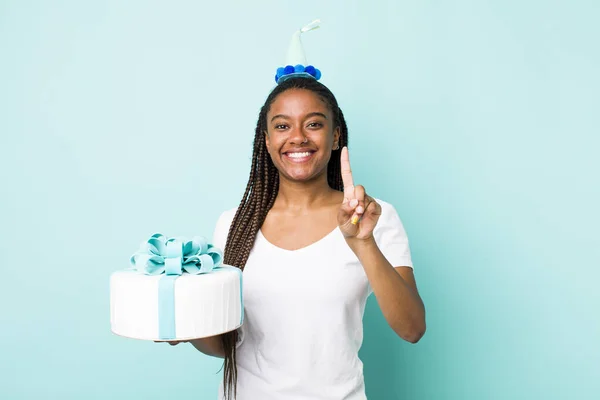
275, 173, 337, 211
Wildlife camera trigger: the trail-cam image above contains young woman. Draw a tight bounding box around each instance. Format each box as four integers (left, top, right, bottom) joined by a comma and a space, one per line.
172, 77, 426, 399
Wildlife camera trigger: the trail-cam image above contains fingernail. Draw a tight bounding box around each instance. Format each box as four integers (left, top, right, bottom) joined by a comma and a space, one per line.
350, 199, 358, 207
351, 215, 359, 225
356, 206, 364, 214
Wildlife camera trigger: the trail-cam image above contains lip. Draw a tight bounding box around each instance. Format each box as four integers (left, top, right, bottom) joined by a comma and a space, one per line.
283, 147, 316, 154
282, 148, 316, 163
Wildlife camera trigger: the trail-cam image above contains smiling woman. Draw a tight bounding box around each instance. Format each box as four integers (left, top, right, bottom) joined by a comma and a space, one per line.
164, 24, 426, 400
210, 77, 424, 400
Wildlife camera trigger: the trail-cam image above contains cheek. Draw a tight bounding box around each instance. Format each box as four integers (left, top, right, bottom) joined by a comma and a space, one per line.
265, 135, 283, 162
265, 134, 276, 154
315, 132, 335, 148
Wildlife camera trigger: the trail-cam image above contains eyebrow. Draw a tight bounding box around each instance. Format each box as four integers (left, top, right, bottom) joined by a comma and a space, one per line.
270, 112, 328, 123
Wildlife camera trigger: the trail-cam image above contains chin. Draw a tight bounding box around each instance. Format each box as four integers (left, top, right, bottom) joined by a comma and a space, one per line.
283, 172, 313, 182
281, 168, 323, 182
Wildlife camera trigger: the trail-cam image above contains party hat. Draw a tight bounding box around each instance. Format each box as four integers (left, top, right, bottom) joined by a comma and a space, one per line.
275, 19, 322, 84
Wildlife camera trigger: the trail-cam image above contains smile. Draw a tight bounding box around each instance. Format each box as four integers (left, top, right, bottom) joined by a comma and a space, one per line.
283, 151, 315, 163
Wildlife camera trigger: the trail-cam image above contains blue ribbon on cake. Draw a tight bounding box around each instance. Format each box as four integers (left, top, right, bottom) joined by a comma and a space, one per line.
130, 233, 242, 340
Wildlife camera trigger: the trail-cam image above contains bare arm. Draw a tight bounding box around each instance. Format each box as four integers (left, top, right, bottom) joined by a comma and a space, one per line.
188, 335, 225, 358
337, 147, 425, 343
349, 237, 426, 343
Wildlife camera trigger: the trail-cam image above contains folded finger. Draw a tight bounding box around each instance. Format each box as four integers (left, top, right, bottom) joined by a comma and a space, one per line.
354, 185, 366, 214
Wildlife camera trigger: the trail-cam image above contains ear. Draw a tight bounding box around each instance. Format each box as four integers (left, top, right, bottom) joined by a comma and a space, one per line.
332, 126, 341, 150
264, 130, 271, 151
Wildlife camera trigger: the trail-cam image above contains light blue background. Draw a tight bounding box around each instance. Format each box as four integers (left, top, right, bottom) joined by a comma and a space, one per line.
1, 1, 598, 399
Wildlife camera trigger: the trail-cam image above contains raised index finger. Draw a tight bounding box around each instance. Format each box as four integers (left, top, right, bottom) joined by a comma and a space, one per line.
341, 146, 355, 199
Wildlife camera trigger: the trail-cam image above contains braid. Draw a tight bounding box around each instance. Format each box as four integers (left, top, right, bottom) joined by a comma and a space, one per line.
328, 107, 348, 191
219, 77, 348, 399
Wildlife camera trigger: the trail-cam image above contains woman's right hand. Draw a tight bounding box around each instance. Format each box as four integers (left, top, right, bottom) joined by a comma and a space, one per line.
154, 336, 225, 358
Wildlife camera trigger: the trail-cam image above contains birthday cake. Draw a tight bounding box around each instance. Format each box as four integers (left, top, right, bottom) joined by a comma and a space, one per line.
110, 233, 243, 341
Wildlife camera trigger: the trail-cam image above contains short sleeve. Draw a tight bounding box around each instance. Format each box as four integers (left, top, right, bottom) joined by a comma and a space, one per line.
373, 199, 413, 269
211, 208, 245, 347
211, 208, 237, 250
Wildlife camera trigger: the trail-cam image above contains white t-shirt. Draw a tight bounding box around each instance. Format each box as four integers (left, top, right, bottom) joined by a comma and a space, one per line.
213, 198, 413, 400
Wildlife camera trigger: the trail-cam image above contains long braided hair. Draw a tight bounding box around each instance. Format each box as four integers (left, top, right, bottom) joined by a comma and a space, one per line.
219, 77, 349, 399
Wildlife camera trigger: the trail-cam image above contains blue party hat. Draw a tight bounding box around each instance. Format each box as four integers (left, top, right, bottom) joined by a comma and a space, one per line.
275, 19, 322, 84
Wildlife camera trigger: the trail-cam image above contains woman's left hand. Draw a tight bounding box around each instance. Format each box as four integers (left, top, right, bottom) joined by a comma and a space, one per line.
337, 147, 382, 241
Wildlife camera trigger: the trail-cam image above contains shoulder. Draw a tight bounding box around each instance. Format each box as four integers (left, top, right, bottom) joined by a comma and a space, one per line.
374, 198, 403, 222
371, 198, 413, 267
216, 207, 238, 228
372, 198, 409, 237
212, 207, 238, 248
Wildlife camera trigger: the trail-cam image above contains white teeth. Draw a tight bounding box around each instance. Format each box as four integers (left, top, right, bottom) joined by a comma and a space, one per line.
287, 152, 311, 158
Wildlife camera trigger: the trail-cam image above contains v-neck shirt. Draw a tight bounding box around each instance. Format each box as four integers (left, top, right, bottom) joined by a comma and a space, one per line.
214, 198, 413, 400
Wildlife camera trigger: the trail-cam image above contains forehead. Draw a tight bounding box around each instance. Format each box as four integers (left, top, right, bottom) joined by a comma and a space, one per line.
268, 88, 330, 117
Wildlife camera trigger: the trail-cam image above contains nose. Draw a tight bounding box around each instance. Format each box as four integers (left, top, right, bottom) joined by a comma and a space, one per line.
288, 125, 307, 144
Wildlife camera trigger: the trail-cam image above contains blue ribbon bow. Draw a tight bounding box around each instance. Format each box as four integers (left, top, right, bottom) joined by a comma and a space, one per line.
130, 233, 223, 276
130, 233, 239, 340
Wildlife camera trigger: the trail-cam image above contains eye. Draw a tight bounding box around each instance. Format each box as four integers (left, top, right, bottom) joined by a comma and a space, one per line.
307, 122, 323, 129
274, 124, 289, 130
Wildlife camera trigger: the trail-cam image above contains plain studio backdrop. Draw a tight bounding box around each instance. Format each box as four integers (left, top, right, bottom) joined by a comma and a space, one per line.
1, 1, 598, 399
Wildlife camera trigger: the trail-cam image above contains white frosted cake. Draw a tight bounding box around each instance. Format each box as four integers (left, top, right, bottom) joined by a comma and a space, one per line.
110, 233, 243, 341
